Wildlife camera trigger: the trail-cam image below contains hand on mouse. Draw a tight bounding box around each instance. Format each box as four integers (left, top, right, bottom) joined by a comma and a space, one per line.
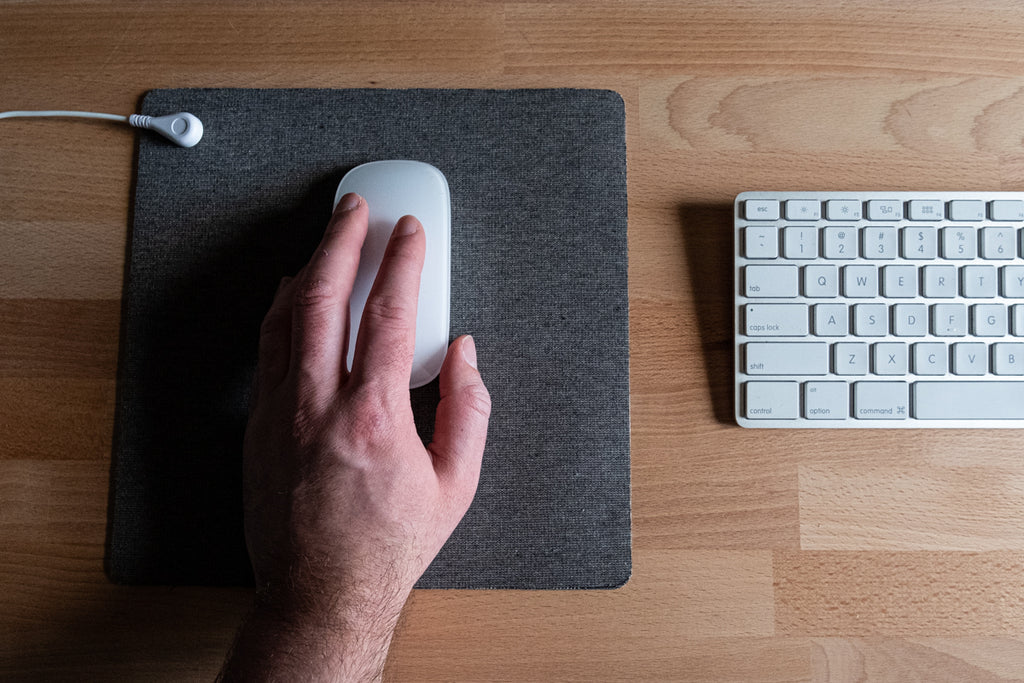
220, 193, 491, 682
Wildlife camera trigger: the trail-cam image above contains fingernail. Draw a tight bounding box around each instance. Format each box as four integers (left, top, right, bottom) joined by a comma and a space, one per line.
462, 335, 478, 369
339, 193, 361, 211
395, 215, 420, 236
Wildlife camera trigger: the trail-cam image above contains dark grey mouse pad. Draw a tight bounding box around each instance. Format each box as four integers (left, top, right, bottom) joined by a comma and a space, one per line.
108, 88, 630, 589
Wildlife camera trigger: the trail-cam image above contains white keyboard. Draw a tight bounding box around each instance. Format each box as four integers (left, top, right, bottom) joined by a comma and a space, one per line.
735, 191, 1024, 428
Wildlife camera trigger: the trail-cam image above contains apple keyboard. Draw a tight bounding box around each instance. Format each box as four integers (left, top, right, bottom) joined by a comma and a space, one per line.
735, 191, 1024, 428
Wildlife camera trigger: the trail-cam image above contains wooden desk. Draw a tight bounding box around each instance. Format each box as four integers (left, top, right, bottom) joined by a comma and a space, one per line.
3, 2, 1024, 679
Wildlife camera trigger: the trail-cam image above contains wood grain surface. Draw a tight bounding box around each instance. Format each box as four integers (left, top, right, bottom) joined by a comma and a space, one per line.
3, 1, 1024, 680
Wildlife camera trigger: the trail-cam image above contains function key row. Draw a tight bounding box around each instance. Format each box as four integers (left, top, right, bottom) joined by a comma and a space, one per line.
744, 198, 1024, 222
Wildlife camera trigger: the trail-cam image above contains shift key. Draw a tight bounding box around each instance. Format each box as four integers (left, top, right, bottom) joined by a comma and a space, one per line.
745, 342, 828, 375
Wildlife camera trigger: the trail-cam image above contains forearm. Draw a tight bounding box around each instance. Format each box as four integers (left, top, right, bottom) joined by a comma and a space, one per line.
219, 587, 410, 682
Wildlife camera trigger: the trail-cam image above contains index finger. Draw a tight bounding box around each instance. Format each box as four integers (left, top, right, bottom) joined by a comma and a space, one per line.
349, 215, 425, 391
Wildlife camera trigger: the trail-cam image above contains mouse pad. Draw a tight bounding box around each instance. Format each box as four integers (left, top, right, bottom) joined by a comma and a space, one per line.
108, 88, 630, 589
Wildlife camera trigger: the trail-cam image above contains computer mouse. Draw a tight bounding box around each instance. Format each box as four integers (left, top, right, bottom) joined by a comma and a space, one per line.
333, 160, 451, 388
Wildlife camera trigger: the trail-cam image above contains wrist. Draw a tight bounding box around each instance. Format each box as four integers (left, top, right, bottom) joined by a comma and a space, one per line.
220, 579, 412, 682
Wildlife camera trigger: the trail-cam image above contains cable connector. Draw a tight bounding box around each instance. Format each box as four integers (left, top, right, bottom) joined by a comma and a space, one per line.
128, 112, 204, 148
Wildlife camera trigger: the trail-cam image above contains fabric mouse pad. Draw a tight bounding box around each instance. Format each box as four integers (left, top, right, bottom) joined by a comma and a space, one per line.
108, 88, 630, 589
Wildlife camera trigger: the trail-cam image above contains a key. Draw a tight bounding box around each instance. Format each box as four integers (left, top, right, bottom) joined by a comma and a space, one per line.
744, 199, 780, 220
866, 200, 903, 221
803, 264, 838, 297
971, 304, 1006, 337
907, 200, 943, 221
744, 227, 778, 258
863, 226, 898, 259
822, 227, 857, 259
833, 342, 868, 376
913, 381, 1024, 419
951, 342, 987, 375
962, 265, 998, 298
948, 200, 985, 221
872, 342, 907, 375
932, 303, 967, 336
853, 381, 909, 419
804, 381, 849, 419
785, 200, 821, 220
990, 200, 1024, 221
912, 342, 947, 375
743, 304, 809, 336
744, 342, 828, 375
942, 227, 977, 259
783, 227, 818, 259
901, 226, 937, 259
744, 381, 799, 419
744, 265, 799, 297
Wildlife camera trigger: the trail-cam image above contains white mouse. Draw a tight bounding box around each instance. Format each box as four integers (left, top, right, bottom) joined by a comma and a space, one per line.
333, 160, 451, 388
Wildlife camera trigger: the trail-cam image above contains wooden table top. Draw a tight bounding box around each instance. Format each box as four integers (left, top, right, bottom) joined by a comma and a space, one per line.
4, 2, 1024, 680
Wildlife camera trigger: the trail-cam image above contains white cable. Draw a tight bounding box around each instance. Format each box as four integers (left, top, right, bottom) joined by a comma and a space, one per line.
0, 109, 203, 147
0, 110, 127, 122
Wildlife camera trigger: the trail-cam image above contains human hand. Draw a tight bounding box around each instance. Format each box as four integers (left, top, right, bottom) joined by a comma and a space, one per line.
221, 193, 490, 681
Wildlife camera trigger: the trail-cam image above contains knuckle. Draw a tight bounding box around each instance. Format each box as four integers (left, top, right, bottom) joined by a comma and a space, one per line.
462, 384, 492, 421
346, 385, 400, 447
292, 276, 338, 310
361, 294, 414, 328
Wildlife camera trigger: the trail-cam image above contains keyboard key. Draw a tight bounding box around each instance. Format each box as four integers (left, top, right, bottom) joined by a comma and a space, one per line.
783, 226, 818, 258
744, 304, 809, 336
990, 200, 1024, 221
833, 342, 868, 375
853, 381, 909, 419
822, 226, 857, 259
882, 265, 917, 297
744, 199, 780, 220
1001, 266, 1024, 297
922, 265, 957, 298
745, 265, 799, 297
866, 200, 903, 221
913, 381, 1024, 419
744, 381, 798, 419
907, 199, 943, 221
804, 381, 848, 419
992, 343, 1024, 375
872, 342, 907, 375
961, 265, 998, 298
744, 226, 778, 258
814, 303, 848, 336
902, 226, 937, 259
971, 304, 1006, 337
952, 342, 987, 375
843, 265, 878, 297
785, 200, 821, 220
825, 200, 861, 220
892, 303, 927, 336
803, 264, 838, 297
1014, 305, 1024, 336
949, 200, 985, 221
745, 342, 828, 375
980, 227, 1015, 259
853, 303, 887, 336
863, 226, 898, 259
912, 342, 947, 375
932, 303, 967, 336
941, 227, 977, 259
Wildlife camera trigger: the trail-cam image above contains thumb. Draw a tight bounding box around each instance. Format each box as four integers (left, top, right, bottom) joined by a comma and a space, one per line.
428, 335, 491, 507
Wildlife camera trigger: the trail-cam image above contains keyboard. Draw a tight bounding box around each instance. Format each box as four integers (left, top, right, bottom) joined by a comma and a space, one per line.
735, 191, 1024, 428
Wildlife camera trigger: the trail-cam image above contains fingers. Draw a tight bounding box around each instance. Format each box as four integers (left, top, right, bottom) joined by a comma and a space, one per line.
428, 335, 491, 506
349, 215, 425, 391
290, 193, 368, 395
